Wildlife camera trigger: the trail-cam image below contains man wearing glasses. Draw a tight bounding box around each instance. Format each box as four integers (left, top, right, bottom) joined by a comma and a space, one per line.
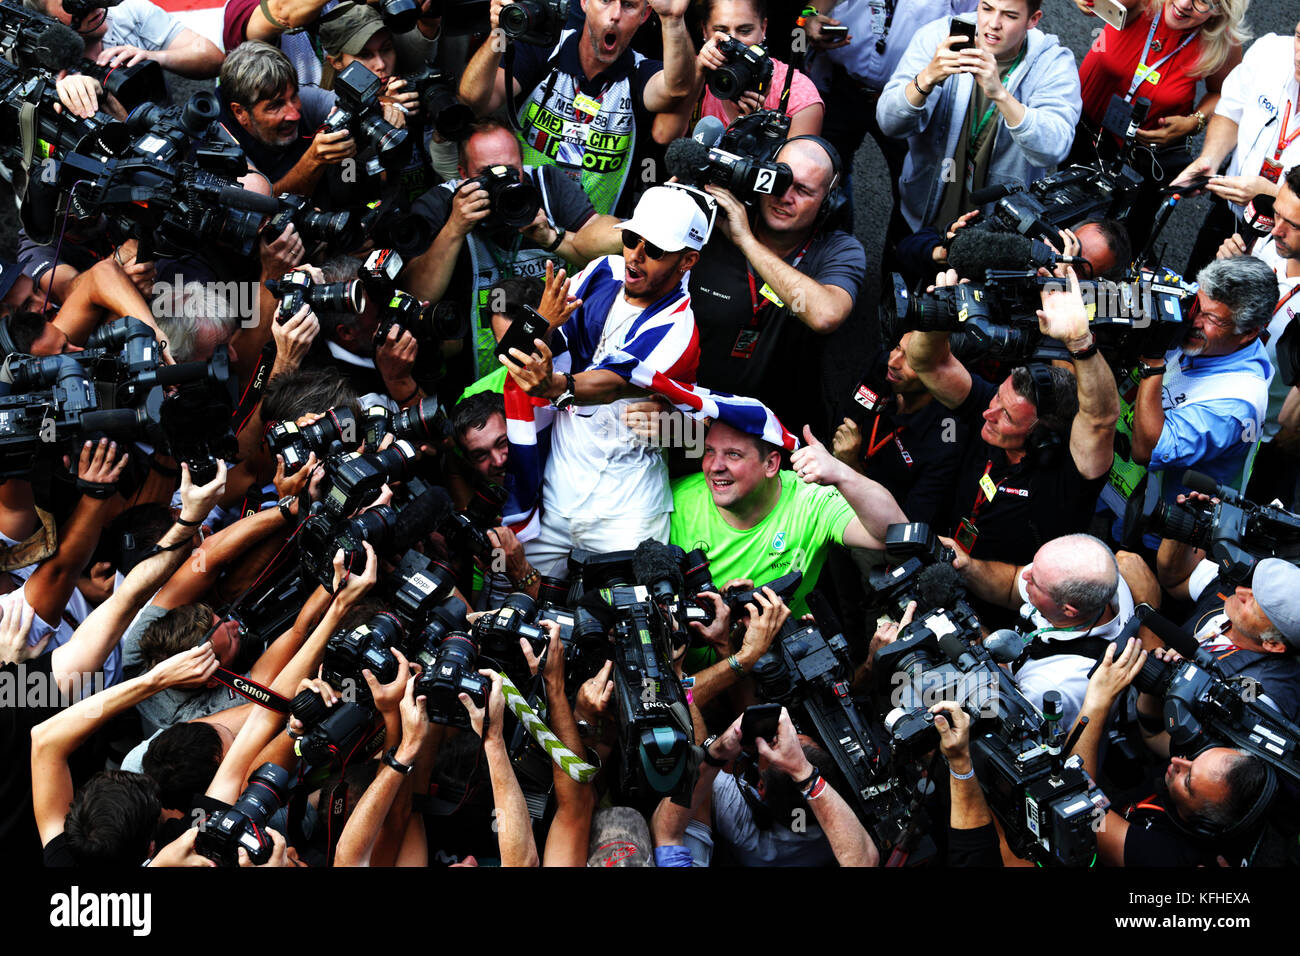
501, 185, 713, 575
1120, 255, 1278, 510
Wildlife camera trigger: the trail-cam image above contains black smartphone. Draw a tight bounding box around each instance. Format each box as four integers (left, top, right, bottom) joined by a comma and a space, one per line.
740, 703, 782, 750
494, 305, 549, 368
949, 16, 976, 51
821, 24, 848, 40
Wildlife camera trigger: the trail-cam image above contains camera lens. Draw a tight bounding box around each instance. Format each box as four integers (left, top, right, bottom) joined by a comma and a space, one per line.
306, 279, 366, 315
232, 762, 291, 825
298, 208, 354, 245
358, 114, 411, 170
392, 396, 452, 444
498, 0, 536, 37
379, 0, 419, 31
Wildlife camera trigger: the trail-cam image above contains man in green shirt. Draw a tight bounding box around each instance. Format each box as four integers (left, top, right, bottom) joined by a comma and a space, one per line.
668, 419, 906, 696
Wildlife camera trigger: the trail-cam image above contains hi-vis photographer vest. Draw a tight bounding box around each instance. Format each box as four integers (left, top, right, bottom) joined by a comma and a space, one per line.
515, 29, 639, 216
450, 167, 566, 378
1108, 356, 1268, 505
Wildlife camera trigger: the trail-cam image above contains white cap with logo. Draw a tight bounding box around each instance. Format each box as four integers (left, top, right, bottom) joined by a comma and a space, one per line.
616, 185, 716, 252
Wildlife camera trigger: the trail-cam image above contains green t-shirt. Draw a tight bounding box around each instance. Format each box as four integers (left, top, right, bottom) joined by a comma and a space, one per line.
669, 470, 856, 620
459, 366, 508, 403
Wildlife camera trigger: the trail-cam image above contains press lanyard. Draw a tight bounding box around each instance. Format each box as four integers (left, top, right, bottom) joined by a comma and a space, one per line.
864, 416, 902, 460
969, 459, 1001, 521
1125, 16, 1197, 101
1276, 281, 1300, 317
743, 237, 814, 321
1273, 98, 1300, 161
968, 46, 1026, 152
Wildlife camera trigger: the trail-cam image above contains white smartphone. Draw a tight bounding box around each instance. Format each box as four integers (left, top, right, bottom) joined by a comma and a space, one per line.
1093, 0, 1127, 32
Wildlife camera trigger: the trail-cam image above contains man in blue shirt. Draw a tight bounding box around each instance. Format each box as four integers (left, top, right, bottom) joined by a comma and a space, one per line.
1117, 256, 1278, 514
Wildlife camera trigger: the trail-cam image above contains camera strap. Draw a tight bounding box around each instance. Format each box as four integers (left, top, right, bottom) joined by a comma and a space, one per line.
210, 667, 294, 714
778, 57, 795, 113
498, 672, 600, 782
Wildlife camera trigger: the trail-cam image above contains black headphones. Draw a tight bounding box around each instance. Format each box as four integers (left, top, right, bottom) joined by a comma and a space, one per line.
1024, 363, 1063, 466
1161, 751, 1279, 845
780, 134, 848, 230
0, 313, 19, 358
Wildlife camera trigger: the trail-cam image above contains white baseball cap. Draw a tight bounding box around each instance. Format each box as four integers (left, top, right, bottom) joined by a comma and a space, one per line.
616, 185, 716, 253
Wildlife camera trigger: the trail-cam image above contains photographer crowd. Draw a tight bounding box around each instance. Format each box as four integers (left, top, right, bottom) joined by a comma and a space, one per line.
4, 0, 1300, 872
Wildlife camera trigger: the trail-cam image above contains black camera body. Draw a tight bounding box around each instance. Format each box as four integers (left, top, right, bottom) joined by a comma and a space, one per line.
194, 763, 291, 866
413, 629, 488, 726
498, 0, 567, 45
327, 61, 412, 175
265, 193, 356, 249
462, 164, 541, 230
265, 406, 361, 473
264, 270, 366, 323
401, 65, 474, 141
706, 38, 774, 102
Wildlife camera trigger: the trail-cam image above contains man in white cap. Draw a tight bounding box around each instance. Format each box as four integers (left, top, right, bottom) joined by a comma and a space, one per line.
1158, 540, 1300, 721
504, 185, 714, 571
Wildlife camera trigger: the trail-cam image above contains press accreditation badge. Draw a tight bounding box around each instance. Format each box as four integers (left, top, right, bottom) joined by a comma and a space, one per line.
979, 473, 998, 502
869, 0, 886, 34
572, 92, 602, 117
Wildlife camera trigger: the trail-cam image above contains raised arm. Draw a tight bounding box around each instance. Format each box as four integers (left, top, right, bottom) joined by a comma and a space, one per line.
31, 642, 219, 847
790, 425, 907, 550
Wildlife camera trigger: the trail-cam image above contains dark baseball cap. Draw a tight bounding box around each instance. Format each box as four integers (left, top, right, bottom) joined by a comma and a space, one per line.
319, 1, 387, 57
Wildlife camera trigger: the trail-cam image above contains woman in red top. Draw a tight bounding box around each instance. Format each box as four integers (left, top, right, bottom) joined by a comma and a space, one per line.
1068, 0, 1248, 247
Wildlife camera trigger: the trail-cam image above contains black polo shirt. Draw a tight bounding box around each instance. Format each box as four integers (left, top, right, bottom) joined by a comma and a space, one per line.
851, 352, 970, 529
945, 376, 1106, 567
688, 227, 866, 437
1124, 797, 1228, 866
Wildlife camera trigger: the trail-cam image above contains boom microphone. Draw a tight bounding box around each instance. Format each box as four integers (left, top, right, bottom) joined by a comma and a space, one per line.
947, 229, 1079, 277
914, 562, 962, 615
28, 21, 85, 71
968, 182, 1023, 205
632, 538, 685, 605
665, 136, 712, 186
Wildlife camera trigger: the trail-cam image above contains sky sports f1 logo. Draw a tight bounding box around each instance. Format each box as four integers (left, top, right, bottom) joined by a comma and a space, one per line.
50, 887, 151, 936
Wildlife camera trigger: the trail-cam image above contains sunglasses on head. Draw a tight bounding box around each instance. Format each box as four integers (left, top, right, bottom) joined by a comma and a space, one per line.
622, 230, 667, 260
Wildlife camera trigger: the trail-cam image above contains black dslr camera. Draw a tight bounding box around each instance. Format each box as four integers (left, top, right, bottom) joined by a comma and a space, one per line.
461, 165, 541, 230
265, 406, 361, 473
264, 193, 357, 249
400, 65, 475, 141
498, 0, 567, 45
706, 38, 773, 102
264, 270, 366, 323
323, 62, 412, 175
195, 763, 292, 866
413, 627, 489, 726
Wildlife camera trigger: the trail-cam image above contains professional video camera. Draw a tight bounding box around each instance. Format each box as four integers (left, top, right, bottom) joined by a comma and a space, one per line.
498, 0, 567, 45
459, 164, 540, 230
1117, 605, 1300, 787
751, 607, 918, 857
322, 61, 411, 176
706, 38, 773, 101
664, 111, 792, 204
0, 329, 238, 480
874, 603, 1109, 866
194, 762, 292, 866
1144, 470, 1300, 586
557, 543, 699, 802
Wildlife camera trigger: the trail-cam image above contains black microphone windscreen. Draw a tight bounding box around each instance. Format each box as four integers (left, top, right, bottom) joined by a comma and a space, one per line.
392, 486, 454, 553
968, 182, 1019, 205
914, 562, 962, 614
948, 230, 1050, 277
632, 538, 684, 593
1181, 470, 1220, 497
665, 137, 711, 187
691, 115, 726, 148
31, 22, 85, 72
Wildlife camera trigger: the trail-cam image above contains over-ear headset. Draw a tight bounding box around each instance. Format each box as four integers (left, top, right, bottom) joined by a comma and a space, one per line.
780, 134, 848, 230
1024, 363, 1063, 466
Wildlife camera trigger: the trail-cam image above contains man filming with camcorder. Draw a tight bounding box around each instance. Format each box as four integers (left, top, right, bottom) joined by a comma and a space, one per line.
902, 268, 1120, 621
687, 134, 866, 437
1070, 637, 1276, 866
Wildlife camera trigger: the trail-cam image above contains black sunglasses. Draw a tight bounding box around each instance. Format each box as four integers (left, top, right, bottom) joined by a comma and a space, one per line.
622, 230, 667, 260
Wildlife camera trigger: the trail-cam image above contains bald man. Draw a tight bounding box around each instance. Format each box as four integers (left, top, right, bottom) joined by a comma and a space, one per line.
943, 532, 1137, 728
689, 135, 867, 436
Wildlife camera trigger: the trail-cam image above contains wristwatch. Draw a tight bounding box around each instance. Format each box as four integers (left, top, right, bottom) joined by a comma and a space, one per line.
553, 372, 577, 411
542, 223, 566, 252
1137, 361, 1166, 380
701, 734, 728, 767
277, 494, 298, 522
382, 746, 414, 775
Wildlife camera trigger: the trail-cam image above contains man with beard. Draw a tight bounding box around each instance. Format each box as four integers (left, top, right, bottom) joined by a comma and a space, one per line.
1122, 255, 1278, 507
